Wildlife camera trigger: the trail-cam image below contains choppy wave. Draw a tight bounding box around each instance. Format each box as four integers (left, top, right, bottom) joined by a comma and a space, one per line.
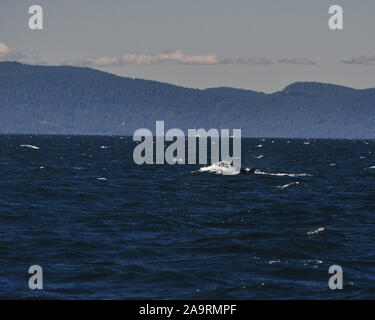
255, 171, 312, 177
20, 144, 39, 150
2, 135, 374, 299
196, 161, 311, 178
196, 161, 240, 175
277, 182, 300, 189
307, 227, 325, 235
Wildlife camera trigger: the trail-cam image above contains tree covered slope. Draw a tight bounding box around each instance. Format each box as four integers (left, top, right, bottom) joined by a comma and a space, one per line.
1, 61, 375, 138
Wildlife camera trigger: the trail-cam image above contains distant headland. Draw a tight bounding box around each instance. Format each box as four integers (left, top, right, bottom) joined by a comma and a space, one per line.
1, 61, 375, 138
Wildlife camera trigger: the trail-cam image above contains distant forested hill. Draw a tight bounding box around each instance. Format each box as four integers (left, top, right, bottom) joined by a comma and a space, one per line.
1, 61, 375, 138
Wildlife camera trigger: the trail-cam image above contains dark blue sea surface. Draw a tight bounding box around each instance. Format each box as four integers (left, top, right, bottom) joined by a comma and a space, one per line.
0, 135, 374, 299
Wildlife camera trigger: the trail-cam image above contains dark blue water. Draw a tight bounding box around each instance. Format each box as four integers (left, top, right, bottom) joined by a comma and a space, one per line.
0, 135, 374, 299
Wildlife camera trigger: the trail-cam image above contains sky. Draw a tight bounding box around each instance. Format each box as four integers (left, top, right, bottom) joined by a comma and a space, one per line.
1, 0, 375, 92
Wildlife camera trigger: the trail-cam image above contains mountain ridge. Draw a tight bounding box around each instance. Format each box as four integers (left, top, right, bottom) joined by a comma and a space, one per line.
1, 61, 375, 138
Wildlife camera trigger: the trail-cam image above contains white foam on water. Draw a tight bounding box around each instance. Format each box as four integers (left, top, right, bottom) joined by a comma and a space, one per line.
253, 155, 264, 159
277, 181, 300, 189
369, 166, 375, 169
20, 144, 39, 150
256, 144, 263, 148
196, 161, 240, 175
329, 163, 336, 167
97, 177, 107, 181
304, 259, 323, 265
307, 227, 325, 236
100, 146, 109, 149
255, 171, 311, 177
196, 163, 311, 178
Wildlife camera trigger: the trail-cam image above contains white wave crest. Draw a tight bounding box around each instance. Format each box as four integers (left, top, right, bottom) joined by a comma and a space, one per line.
277, 182, 300, 189
196, 163, 311, 178
197, 161, 240, 175
20, 145, 39, 150
307, 227, 325, 236
255, 171, 311, 177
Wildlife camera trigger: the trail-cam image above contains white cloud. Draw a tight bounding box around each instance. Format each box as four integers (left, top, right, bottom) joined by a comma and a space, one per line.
0, 42, 26, 61
0, 42, 11, 55
278, 58, 317, 66
63, 51, 278, 67
341, 55, 375, 65
0, 42, 12, 60
62, 56, 121, 67
61, 51, 323, 68
63, 50, 221, 67
122, 50, 220, 65
236, 57, 273, 65
86, 56, 120, 66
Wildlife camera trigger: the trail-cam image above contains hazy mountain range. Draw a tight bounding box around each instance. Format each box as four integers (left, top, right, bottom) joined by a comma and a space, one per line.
1, 61, 374, 138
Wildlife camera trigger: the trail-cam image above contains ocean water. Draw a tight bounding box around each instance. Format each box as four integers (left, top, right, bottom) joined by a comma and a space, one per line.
0, 135, 374, 299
